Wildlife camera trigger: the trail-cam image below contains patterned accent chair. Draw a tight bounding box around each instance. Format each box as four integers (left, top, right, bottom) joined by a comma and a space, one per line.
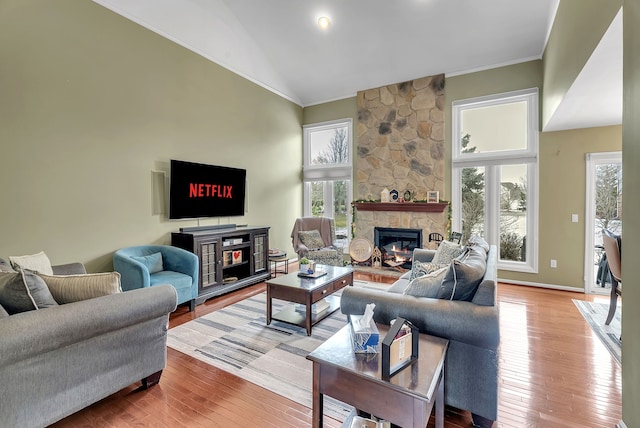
291, 217, 344, 266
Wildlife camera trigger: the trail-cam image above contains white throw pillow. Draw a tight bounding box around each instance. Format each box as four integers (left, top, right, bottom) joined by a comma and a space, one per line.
432, 240, 464, 265
9, 251, 54, 275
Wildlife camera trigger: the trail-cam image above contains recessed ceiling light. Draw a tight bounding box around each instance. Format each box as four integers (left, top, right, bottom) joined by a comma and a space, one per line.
317, 16, 331, 29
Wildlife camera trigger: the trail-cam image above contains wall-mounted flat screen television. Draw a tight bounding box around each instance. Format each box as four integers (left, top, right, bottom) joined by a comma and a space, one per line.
169, 159, 246, 219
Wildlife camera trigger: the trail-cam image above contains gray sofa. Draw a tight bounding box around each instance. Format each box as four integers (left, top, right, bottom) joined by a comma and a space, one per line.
340, 245, 499, 426
0, 260, 178, 428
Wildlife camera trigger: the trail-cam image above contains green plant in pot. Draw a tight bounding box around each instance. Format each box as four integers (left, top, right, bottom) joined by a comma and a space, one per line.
299, 257, 311, 273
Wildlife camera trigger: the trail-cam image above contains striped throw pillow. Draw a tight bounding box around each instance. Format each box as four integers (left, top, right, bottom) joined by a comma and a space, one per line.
39, 272, 122, 304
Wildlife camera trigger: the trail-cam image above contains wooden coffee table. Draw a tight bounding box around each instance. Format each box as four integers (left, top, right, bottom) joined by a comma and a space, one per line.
266, 265, 353, 336
306, 323, 449, 428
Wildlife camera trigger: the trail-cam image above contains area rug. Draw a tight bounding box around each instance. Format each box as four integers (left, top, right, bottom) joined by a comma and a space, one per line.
167, 292, 353, 422
573, 300, 621, 366
352, 278, 391, 290
352, 265, 405, 278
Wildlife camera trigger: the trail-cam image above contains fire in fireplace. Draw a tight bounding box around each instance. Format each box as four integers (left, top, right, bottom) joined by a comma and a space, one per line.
374, 227, 423, 269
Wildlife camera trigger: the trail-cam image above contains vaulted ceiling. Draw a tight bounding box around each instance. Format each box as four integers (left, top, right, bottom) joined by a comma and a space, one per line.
93, 0, 622, 131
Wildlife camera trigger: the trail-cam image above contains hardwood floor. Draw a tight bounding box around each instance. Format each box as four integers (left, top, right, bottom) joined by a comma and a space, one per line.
53, 277, 622, 428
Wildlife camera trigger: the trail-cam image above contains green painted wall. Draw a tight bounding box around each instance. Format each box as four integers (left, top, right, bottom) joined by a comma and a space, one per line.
0, 0, 303, 272
509, 126, 621, 287
303, 98, 358, 126
622, 1, 640, 426
542, 0, 622, 127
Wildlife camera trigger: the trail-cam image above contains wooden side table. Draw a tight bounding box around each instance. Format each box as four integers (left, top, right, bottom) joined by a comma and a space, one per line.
306, 323, 449, 428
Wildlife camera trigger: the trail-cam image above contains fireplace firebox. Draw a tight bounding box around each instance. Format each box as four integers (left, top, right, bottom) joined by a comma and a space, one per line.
374, 227, 423, 269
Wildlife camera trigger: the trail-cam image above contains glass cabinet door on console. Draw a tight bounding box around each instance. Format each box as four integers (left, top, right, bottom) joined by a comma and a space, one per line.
253, 232, 268, 274
199, 238, 221, 290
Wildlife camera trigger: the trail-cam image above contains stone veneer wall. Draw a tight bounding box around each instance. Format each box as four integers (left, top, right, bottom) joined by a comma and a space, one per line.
355, 74, 446, 245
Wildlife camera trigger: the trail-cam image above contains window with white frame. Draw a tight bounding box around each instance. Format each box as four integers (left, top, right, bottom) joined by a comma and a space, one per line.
452, 88, 539, 273
302, 119, 353, 250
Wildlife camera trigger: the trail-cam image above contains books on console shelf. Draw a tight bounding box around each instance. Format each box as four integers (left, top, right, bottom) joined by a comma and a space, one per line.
223, 238, 243, 247
295, 298, 330, 315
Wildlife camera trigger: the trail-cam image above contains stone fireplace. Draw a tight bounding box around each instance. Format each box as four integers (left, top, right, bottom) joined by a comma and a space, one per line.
354, 73, 447, 248
374, 227, 423, 269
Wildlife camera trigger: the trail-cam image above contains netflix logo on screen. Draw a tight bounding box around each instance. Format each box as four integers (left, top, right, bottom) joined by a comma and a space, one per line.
189, 184, 233, 198
169, 160, 246, 219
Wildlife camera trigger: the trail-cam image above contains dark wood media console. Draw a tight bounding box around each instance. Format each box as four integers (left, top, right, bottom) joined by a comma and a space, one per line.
171, 225, 270, 304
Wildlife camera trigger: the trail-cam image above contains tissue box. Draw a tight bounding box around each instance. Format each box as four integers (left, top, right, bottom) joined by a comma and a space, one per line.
349, 315, 380, 353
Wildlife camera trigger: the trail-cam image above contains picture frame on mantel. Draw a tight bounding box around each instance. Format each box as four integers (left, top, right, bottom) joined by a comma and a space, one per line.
427, 191, 439, 203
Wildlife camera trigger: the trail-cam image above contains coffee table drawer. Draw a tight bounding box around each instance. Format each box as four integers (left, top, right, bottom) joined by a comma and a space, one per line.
311, 274, 352, 301
331, 275, 352, 291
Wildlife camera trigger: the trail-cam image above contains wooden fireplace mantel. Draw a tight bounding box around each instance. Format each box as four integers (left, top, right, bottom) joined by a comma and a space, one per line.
352, 202, 449, 213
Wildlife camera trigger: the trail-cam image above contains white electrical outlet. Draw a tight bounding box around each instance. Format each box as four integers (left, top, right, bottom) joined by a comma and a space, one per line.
572, 214, 579, 223
550, 259, 557, 268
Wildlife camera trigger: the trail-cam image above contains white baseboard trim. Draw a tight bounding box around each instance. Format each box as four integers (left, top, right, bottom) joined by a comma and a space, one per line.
497, 278, 585, 293
616, 420, 627, 428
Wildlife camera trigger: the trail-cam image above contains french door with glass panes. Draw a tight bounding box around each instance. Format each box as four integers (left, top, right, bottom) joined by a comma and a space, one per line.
585, 152, 622, 294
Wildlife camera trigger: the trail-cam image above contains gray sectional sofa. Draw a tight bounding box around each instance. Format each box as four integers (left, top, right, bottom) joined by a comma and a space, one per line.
0, 259, 178, 428
340, 244, 499, 426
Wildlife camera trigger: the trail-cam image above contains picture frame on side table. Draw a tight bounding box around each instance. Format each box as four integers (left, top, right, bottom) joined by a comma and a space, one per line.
427, 191, 439, 203
382, 318, 418, 380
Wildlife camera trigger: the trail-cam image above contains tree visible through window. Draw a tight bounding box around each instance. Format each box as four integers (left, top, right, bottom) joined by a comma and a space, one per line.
460, 134, 485, 242
312, 128, 348, 165
499, 165, 528, 262
595, 163, 622, 231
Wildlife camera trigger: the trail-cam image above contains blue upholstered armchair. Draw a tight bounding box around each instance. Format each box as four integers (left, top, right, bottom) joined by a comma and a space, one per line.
113, 245, 198, 311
